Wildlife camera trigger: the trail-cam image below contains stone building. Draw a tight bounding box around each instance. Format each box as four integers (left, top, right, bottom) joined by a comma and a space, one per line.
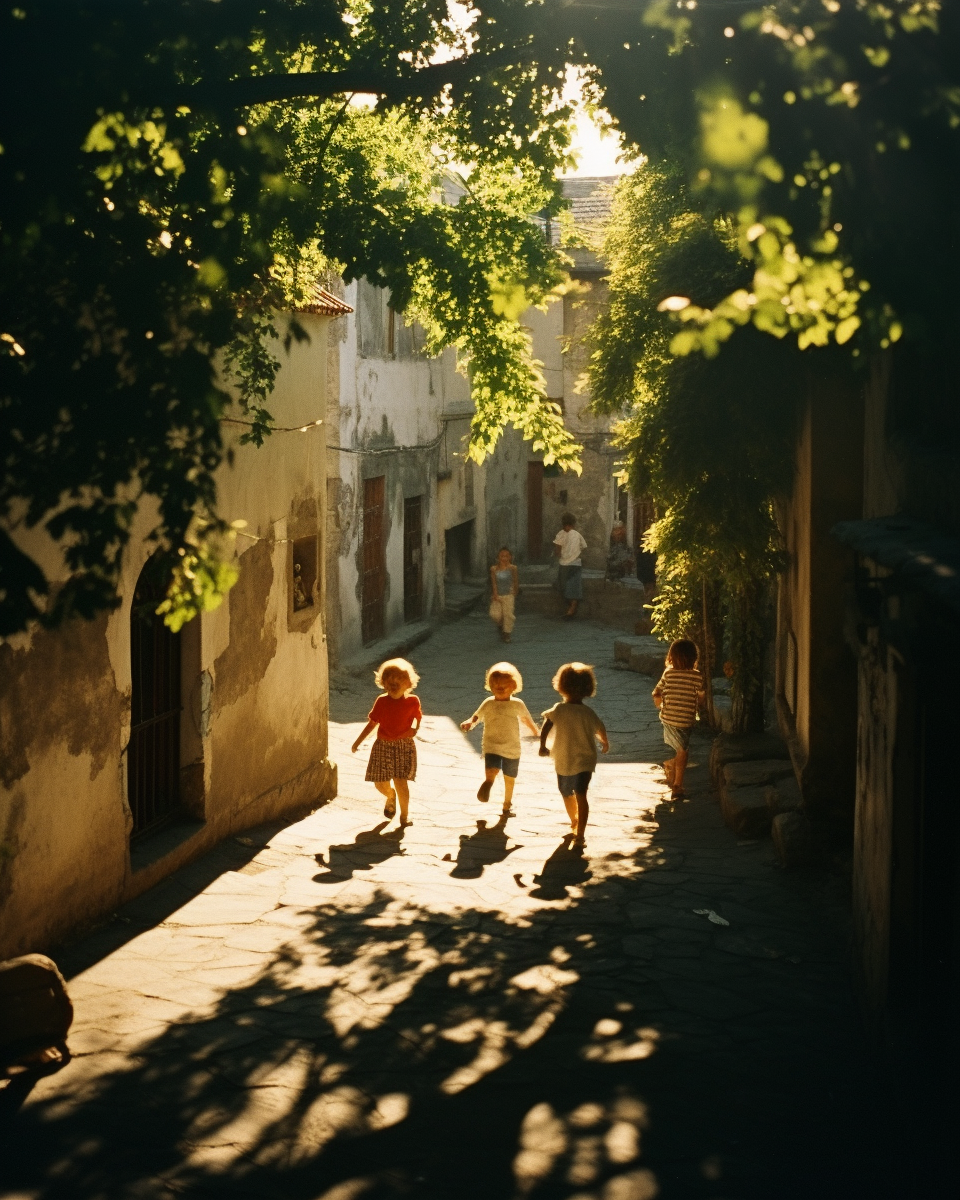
0, 292, 349, 959
523, 177, 639, 572
775, 349, 960, 1035
323, 175, 646, 663
323, 276, 529, 668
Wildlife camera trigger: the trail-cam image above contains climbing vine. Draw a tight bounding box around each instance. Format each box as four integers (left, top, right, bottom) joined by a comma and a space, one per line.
589, 166, 800, 733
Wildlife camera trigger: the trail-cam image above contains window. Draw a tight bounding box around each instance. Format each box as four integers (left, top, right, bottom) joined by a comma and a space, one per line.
292, 536, 318, 611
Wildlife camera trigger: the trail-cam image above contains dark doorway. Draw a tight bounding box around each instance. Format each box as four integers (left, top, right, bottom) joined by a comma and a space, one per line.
128, 560, 182, 838
633, 495, 657, 585
361, 475, 387, 644
527, 461, 544, 561
403, 495, 424, 622
444, 520, 473, 584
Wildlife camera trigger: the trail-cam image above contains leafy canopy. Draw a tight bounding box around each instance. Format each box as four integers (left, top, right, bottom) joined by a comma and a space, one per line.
0, 0, 578, 636
558, 0, 959, 360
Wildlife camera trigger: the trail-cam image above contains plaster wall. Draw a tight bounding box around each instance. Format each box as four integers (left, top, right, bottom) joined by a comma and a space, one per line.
775, 375, 863, 825
0, 315, 336, 958
530, 281, 618, 571
326, 279, 527, 664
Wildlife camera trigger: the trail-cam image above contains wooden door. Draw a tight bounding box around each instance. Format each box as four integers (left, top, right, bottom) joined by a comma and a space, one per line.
527, 461, 544, 561
361, 475, 386, 644
403, 495, 423, 622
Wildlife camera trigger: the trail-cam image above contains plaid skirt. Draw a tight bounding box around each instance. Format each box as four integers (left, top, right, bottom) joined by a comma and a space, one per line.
365, 737, 417, 782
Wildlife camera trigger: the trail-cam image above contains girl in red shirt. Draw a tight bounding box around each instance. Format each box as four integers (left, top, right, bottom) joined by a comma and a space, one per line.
351, 657, 422, 824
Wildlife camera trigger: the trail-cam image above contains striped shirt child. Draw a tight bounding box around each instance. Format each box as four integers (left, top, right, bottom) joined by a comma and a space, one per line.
653, 666, 704, 730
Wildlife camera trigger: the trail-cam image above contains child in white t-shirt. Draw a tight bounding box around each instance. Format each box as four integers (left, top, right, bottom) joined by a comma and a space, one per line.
461, 662, 539, 815
539, 661, 609, 844
553, 512, 588, 619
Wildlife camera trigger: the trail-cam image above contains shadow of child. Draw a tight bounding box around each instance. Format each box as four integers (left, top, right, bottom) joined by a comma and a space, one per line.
528, 836, 593, 900
448, 814, 522, 880
314, 822, 406, 882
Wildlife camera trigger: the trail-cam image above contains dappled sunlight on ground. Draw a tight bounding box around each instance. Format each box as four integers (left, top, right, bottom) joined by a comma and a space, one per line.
2, 616, 902, 1198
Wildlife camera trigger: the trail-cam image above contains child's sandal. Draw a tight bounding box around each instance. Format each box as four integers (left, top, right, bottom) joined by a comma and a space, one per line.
383, 790, 397, 819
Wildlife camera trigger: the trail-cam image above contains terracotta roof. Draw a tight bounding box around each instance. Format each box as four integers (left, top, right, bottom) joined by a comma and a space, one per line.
295, 284, 353, 316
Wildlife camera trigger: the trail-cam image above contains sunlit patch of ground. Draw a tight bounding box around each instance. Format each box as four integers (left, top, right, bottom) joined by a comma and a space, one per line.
3, 616, 894, 1199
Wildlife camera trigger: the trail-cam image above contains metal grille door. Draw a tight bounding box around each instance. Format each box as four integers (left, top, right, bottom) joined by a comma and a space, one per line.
403, 495, 423, 622
128, 565, 182, 837
361, 475, 386, 643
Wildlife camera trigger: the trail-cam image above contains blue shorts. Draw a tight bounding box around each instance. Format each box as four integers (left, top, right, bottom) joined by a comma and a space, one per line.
557, 771, 593, 797
661, 721, 692, 753
485, 753, 520, 778
558, 564, 583, 600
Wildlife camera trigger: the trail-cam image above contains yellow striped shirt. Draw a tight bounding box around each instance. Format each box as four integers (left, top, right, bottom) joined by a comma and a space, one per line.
654, 667, 703, 729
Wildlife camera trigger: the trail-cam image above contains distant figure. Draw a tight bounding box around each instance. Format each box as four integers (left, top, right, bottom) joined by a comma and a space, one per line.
489, 547, 519, 643
461, 661, 539, 816
606, 520, 636, 581
652, 639, 706, 800
351, 657, 422, 826
539, 661, 609, 846
553, 512, 587, 619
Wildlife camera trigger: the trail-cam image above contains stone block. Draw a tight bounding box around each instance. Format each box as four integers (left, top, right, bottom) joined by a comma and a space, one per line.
764, 775, 803, 814
771, 811, 813, 867
629, 647, 667, 676
613, 636, 644, 663
709, 732, 789, 786
722, 758, 794, 789
719, 785, 773, 838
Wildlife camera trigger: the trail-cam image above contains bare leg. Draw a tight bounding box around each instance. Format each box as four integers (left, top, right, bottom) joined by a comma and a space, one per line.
565, 599, 579, 617
502, 775, 516, 812
562, 792, 578, 832
394, 778, 410, 823
664, 757, 676, 786
478, 766, 498, 802
672, 749, 689, 794
374, 779, 396, 817
573, 791, 589, 843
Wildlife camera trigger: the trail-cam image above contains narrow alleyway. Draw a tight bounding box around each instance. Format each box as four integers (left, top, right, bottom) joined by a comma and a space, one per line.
3, 615, 903, 1199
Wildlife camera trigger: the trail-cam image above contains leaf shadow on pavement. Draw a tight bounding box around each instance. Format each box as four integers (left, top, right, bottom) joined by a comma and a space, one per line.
0, 794, 918, 1200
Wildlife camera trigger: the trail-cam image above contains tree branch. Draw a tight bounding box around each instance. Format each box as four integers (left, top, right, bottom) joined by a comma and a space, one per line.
191, 46, 530, 108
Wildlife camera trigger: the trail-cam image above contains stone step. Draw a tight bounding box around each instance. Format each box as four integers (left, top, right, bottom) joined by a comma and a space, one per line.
613, 635, 669, 676
722, 759, 796, 790
720, 785, 773, 838
709, 732, 789, 787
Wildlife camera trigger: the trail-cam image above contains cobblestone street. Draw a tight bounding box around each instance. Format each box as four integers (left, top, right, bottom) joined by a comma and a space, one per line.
3, 613, 903, 1199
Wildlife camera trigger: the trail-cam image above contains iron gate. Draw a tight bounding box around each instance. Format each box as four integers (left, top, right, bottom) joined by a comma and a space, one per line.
128, 562, 182, 837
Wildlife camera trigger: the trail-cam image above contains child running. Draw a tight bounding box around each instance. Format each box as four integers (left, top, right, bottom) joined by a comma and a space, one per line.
351, 657, 422, 825
489, 547, 519, 643
539, 662, 609, 845
461, 662, 539, 815
652, 639, 705, 799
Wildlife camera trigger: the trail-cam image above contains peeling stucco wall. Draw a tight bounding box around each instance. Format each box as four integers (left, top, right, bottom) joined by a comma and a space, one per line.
0, 313, 337, 958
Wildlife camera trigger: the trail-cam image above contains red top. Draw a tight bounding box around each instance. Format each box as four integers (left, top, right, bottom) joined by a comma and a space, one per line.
369, 694, 422, 740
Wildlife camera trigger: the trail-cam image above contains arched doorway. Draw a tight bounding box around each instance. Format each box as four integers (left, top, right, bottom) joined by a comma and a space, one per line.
128, 558, 182, 837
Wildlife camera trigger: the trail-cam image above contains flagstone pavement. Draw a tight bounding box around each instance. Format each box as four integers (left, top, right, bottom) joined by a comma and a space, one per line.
2, 613, 913, 1199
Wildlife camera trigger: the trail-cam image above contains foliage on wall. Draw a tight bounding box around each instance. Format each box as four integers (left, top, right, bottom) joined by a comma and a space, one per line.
589, 166, 803, 732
